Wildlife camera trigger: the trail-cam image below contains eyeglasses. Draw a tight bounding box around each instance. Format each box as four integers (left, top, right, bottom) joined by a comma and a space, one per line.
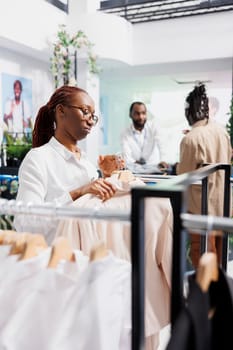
65, 105, 99, 125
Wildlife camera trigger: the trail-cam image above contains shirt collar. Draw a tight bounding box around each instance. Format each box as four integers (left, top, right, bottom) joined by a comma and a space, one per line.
48, 136, 76, 160
192, 118, 208, 128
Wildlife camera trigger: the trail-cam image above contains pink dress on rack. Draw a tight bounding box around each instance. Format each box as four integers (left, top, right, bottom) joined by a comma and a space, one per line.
55, 174, 173, 349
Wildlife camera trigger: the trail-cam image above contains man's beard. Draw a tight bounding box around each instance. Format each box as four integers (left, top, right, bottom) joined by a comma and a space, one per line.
133, 119, 146, 130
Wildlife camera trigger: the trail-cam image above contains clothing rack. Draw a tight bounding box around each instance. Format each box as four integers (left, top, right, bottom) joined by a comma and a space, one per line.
181, 213, 233, 233
0, 198, 143, 350
0, 198, 130, 222
0, 164, 230, 350
131, 162, 231, 342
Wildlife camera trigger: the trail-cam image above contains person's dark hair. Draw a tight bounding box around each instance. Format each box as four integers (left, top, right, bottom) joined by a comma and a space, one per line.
129, 101, 146, 117
14, 80, 22, 91
185, 83, 209, 126
32, 85, 88, 148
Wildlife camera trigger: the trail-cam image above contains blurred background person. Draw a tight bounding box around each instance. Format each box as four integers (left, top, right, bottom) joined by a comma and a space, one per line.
121, 101, 168, 174
176, 82, 232, 268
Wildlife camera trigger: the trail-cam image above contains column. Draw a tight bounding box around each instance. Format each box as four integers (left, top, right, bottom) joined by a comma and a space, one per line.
68, 0, 101, 166
77, 57, 100, 166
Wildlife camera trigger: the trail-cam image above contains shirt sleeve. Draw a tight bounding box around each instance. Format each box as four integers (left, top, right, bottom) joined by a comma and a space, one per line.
121, 129, 137, 165
16, 150, 73, 205
176, 135, 199, 174
13, 150, 72, 242
15, 151, 48, 204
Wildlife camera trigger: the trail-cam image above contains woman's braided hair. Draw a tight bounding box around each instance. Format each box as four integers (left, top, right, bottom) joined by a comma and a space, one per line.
32, 85, 87, 147
185, 82, 209, 126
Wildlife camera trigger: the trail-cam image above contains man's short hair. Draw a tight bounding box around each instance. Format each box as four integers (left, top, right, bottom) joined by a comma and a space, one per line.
129, 102, 146, 115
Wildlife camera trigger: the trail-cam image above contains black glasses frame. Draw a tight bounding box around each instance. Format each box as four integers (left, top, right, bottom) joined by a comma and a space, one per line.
65, 105, 99, 125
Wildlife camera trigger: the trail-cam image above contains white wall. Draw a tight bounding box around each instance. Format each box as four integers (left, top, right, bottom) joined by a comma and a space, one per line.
132, 11, 233, 65
0, 1, 232, 163
0, 0, 67, 55
100, 78, 232, 163
68, 12, 133, 64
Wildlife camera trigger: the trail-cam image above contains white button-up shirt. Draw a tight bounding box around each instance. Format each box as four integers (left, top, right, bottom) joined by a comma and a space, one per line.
121, 120, 166, 174
14, 137, 99, 243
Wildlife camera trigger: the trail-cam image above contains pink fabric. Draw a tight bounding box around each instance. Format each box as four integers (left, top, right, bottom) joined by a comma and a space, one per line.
55, 176, 173, 347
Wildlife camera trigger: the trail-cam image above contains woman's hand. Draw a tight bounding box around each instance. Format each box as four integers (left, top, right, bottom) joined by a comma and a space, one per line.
70, 178, 117, 201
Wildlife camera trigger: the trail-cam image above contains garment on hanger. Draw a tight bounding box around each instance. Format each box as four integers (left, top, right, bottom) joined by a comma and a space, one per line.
53, 252, 131, 350
56, 249, 89, 281
166, 278, 210, 350
0, 248, 131, 350
55, 174, 173, 346
166, 257, 233, 350
0, 247, 52, 331
0, 268, 76, 350
208, 268, 233, 350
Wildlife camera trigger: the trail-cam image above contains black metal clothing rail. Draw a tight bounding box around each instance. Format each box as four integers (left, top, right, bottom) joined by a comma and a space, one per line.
99, 0, 233, 23
0, 163, 230, 350
130, 163, 231, 348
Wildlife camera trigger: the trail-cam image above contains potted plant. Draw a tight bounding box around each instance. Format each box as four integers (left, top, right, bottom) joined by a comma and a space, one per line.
50, 24, 100, 88
2, 131, 32, 167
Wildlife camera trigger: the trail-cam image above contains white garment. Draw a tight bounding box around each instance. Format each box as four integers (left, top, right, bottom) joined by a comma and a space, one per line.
55, 174, 173, 342
121, 120, 166, 174
0, 254, 21, 281
13, 136, 99, 243
4, 98, 31, 133
56, 249, 89, 281
0, 253, 131, 350
53, 252, 131, 350
0, 245, 12, 261
0, 269, 76, 350
0, 248, 51, 287
0, 248, 52, 331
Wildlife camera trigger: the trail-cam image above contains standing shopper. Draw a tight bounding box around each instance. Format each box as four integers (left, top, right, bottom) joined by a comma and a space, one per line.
176, 83, 232, 268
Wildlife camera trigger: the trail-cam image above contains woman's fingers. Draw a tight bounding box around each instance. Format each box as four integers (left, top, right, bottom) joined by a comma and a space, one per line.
91, 179, 116, 200
98, 180, 116, 200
